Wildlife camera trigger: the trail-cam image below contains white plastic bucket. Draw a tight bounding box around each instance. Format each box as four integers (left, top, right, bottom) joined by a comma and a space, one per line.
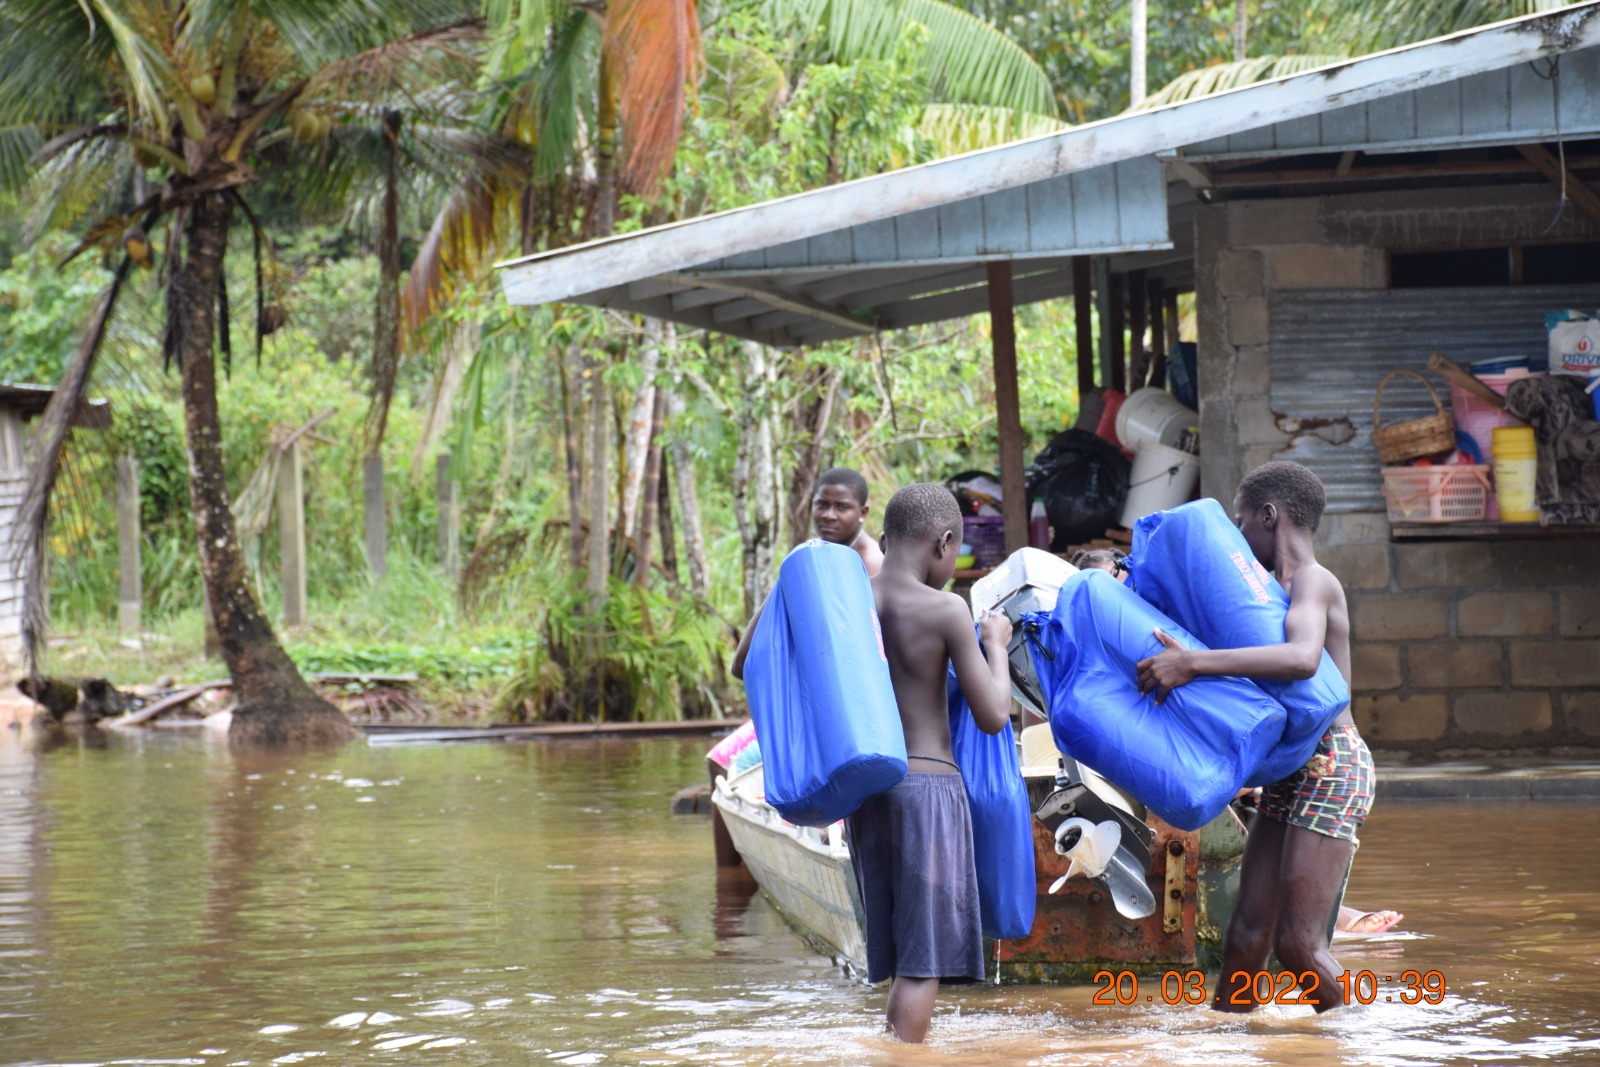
1115, 387, 1197, 451
1119, 442, 1200, 528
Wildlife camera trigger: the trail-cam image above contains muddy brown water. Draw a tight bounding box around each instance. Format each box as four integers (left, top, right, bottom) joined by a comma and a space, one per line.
3, 727, 1600, 1066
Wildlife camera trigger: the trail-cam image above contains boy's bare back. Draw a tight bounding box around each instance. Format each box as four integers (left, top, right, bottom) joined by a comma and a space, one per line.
874, 577, 991, 763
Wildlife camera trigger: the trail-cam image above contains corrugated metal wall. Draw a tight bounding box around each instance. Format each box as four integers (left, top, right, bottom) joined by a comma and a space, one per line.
1268, 285, 1600, 511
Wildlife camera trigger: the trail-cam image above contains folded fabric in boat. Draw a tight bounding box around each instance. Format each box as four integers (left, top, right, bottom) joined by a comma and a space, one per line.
1128, 499, 1351, 785
948, 655, 1036, 941
743, 541, 906, 826
1027, 569, 1285, 831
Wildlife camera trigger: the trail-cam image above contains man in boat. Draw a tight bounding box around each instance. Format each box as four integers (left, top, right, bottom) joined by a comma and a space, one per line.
713, 469, 883, 864
1136, 461, 1371, 1013
853, 483, 1013, 1042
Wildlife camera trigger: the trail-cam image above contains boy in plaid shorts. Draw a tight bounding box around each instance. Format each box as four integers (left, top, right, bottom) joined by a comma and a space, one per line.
1136, 461, 1372, 1013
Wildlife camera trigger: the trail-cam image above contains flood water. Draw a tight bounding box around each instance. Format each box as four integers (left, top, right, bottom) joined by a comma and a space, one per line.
3, 726, 1600, 1067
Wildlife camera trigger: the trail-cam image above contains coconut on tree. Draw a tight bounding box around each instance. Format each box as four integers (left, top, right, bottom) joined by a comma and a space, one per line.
0, 0, 481, 748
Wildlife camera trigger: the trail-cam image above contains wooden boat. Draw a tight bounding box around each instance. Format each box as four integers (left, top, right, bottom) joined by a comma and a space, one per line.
710, 743, 1248, 983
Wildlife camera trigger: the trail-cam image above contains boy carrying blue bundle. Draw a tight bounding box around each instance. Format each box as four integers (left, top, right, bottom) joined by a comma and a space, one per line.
853, 483, 1013, 1042
1136, 461, 1373, 1013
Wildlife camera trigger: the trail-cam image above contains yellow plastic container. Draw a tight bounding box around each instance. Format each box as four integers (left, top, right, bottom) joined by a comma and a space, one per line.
1491, 425, 1539, 522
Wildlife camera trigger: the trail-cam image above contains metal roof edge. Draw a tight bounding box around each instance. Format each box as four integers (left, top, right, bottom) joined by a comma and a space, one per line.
497, 2, 1600, 308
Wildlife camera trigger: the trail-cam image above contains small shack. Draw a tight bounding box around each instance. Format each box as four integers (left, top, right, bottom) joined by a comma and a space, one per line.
498, 5, 1600, 755
0, 383, 110, 668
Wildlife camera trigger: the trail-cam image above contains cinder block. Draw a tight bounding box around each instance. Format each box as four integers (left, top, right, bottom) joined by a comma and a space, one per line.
1509, 641, 1600, 687
1393, 542, 1495, 589
1226, 297, 1269, 347
1498, 540, 1600, 587
1457, 591, 1555, 637
1233, 345, 1270, 397
1452, 692, 1553, 736
1229, 200, 1321, 246
1406, 641, 1504, 689
1266, 244, 1381, 290
1324, 511, 1390, 546
1351, 643, 1402, 690
1319, 543, 1392, 590
1353, 694, 1448, 742
1564, 691, 1600, 737
1350, 593, 1449, 641
1235, 399, 1289, 446
1560, 589, 1600, 637
1217, 248, 1264, 298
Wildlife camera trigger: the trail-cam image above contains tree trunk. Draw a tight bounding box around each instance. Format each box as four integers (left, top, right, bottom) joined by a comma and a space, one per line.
633, 387, 666, 588
175, 195, 354, 749
364, 110, 402, 578
784, 361, 840, 547
585, 354, 610, 613
667, 390, 710, 601
595, 50, 619, 238
1234, 0, 1248, 62
618, 323, 662, 542
736, 342, 778, 619
657, 451, 678, 582
558, 343, 584, 569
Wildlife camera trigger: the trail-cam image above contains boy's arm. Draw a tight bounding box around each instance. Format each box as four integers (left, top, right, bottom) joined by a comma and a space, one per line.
729, 595, 769, 681
945, 599, 1013, 734
1136, 566, 1338, 703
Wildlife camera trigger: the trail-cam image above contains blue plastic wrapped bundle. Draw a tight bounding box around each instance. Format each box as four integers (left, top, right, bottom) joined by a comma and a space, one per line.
1029, 569, 1286, 831
742, 541, 907, 826
1127, 498, 1351, 784
947, 660, 1036, 941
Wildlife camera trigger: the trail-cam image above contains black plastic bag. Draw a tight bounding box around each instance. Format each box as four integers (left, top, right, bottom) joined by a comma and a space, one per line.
1024, 429, 1131, 548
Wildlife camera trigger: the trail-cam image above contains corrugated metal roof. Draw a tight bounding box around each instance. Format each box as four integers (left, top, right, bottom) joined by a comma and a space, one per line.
496, 4, 1600, 347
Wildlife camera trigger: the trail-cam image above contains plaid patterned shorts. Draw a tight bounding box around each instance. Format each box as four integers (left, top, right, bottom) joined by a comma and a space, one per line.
1259, 724, 1374, 844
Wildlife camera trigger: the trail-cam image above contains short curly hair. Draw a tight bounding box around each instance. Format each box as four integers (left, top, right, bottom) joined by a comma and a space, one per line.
882, 483, 963, 543
1236, 460, 1326, 531
815, 467, 869, 506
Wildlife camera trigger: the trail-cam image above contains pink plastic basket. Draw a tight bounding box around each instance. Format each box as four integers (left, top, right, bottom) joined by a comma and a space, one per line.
1381, 464, 1491, 523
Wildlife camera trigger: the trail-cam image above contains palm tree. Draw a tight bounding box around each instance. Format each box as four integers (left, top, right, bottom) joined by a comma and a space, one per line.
0, 0, 480, 748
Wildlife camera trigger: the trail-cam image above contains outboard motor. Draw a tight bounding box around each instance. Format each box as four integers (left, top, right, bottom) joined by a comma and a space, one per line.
970, 548, 1158, 920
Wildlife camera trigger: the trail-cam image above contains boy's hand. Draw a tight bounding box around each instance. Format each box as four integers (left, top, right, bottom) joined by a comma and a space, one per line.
979, 609, 1013, 649
1136, 629, 1195, 704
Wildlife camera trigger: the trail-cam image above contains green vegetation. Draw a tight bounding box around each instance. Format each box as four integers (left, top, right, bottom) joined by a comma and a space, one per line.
0, 0, 1539, 728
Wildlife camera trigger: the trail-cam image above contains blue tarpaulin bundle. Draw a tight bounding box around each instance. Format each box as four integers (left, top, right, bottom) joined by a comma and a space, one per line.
1029, 569, 1286, 830
742, 541, 907, 826
1128, 499, 1351, 784
948, 659, 1036, 941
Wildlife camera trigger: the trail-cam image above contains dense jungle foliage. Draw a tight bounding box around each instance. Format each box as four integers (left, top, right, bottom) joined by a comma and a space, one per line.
0, 0, 1557, 722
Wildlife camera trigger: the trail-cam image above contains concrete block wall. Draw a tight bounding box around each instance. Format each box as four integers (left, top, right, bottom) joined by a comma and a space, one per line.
1194, 185, 1600, 755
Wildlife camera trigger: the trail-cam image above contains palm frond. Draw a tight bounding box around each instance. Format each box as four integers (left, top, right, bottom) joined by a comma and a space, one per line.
403, 175, 508, 334
1317, 0, 1572, 54
920, 101, 1068, 155
606, 0, 702, 194
699, 37, 788, 136
769, 0, 1057, 118
1134, 54, 1346, 112
251, 0, 479, 71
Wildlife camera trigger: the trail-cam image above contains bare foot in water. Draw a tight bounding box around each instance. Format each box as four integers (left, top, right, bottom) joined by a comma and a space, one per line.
1337, 907, 1403, 935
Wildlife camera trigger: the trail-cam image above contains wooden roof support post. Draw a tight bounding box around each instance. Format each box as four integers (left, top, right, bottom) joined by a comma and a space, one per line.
987, 261, 1029, 555
1073, 256, 1096, 396
1147, 277, 1166, 385
1128, 269, 1148, 390
1109, 270, 1127, 394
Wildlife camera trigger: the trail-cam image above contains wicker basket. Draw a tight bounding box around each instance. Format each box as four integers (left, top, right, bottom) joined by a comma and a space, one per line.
1380, 464, 1490, 523
1372, 369, 1456, 465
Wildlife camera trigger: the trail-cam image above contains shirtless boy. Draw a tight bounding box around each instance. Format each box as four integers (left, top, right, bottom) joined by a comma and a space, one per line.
849, 483, 1013, 1042
1135, 461, 1372, 1013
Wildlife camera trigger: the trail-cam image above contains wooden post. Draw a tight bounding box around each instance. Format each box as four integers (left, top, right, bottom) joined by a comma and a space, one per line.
363, 453, 387, 578
437, 452, 460, 581
987, 261, 1028, 556
1109, 271, 1127, 394
1095, 258, 1115, 394
1148, 277, 1167, 386
1073, 256, 1096, 396
277, 441, 307, 628
1127, 269, 1148, 390
115, 456, 140, 635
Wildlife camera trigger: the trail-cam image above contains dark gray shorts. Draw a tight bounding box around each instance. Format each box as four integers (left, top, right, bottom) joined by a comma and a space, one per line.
846, 771, 986, 985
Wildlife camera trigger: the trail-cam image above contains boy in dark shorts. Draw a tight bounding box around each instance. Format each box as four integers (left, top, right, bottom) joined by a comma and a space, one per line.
850, 483, 1013, 1042
1135, 461, 1372, 1013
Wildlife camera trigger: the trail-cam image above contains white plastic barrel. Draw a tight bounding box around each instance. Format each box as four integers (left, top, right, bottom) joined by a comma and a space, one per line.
1119, 442, 1201, 528
1115, 387, 1197, 451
